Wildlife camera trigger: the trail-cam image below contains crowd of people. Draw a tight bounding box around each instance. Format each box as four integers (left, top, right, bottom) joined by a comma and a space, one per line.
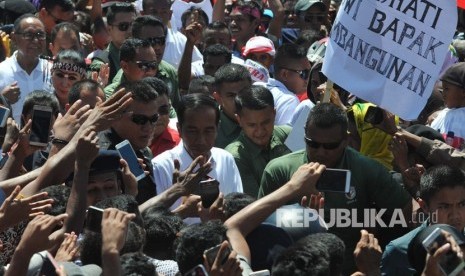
0, 0, 464, 275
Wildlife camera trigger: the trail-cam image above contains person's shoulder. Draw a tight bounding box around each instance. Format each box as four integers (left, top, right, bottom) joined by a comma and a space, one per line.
266, 150, 306, 169
211, 147, 236, 159
383, 224, 426, 258
274, 125, 292, 137
159, 60, 177, 73
152, 145, 180, 164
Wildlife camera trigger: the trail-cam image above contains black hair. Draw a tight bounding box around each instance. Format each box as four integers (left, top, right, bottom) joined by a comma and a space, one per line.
274, 43, 308, 71
181, 7, 209, 28
235, 85, 274, 113
68, 79, 104, 105
174, 220, 227, 274
176, 93, 219, 128
106, 2, 136, 25
303, 233, 345, 276
305, 103, 348, 135
204, 21, 231, 36
74, 11, 91, 34
21, 90, 60, 125
132, 15, 167, 38
233, 0, 263, 22
142, 77, 169, 97
223, 192, 255, 219
142, 206, 185, 259
55, 49, 86, 70
188, 76, 215, 96
213, 63, 252, 88
40, 0, 74, 12
120, 252, 157, 276
39, 185, 71, 216
142, 0, 172, 10
116, 80, 158, 103
91, 16, 107, 35
50, 22, 79, 44
13, 14, 41, 33
203, 44, 232, 64
420, 165, 465, 204
119, 38, 152, 62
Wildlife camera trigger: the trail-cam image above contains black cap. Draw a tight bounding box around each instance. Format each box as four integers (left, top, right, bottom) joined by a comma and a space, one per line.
406, 124, 445, 142
440, 62, 465, 89
89, 150, 121, 176
0, 0, 36, 15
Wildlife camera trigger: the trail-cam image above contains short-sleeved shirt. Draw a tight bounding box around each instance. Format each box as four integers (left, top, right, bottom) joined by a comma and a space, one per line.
215, 110, 242, 149
225, 125, 292, 197
258, 147, 411, 273
149, 127, 181, 157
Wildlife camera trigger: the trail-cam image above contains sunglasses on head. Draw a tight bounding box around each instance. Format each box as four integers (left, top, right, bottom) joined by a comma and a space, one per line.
131, 113, 159, 125
145, 36, 166, 46
112, 21, 132, 32
135, 61, 158, 71
304, 136, 342, 150
284, 68, 310, 80
158, 104, 170, 116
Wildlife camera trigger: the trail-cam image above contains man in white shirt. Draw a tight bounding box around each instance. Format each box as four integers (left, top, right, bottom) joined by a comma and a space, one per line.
0, 14, 52, 123
152, 93, 243, 217
256, 44, 310, 125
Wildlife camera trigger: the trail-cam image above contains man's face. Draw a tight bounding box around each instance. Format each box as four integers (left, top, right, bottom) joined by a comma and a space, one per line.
297, 6, 326, 31
79, 87, 105, 108
13, 18, 46, 59
283, 0, 298, 27
152, 95, 170, 138
229, 9, 258, 42
93, 30, 111, 50
52, 62, 84, 100
108, 12, 136, 48
203, 29, 232, 51
203, 55, 229, 77
246, 52, 274, 69
49, 29, 81, 57
40, 6, 75, 34
214, 80, 251, 120
237, 106, 275, 148
279, 57, 311, 94
121, 46, 158, 81
143, 0, 173, 25
442, 81, 465, 109
424, 186, 465, 231
113, 100, 159, 150
305, 123, 347, 168
136, 25, 166, 64
178, 107, 218, 159
86, 171, 121, 206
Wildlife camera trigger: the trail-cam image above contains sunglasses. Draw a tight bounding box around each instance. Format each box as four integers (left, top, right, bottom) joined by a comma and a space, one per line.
158, 104, 170, 116
131, 114, 159, 125
145, 36, 166, 46
111, 21, 132, 32
47, 9, 65, 24
16, 31, 46, 41
299, 13, 325, 23
284, 68, 310, 80
135, 60, 158, 72
304, 136, 342, 150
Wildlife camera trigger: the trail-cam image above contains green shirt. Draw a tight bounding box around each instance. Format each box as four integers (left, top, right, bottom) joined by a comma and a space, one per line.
215, 110, 242, 149
103, 69, 126, 99
258, 147, 411, 274
225, 125, 292, 197
89, 42, 120, 82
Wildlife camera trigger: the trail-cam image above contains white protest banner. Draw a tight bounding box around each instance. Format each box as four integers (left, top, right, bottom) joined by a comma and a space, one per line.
322, 0, 457, 120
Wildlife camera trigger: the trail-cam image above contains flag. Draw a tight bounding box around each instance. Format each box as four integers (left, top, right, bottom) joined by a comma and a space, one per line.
459, 0, 465, 9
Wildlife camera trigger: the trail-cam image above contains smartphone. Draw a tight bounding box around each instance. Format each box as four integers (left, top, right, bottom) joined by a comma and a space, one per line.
85, 206, 104, 233
316, 168, 351, 193
204, 243, 231, 267
115, 140, 146, 181
29, 105, 52, 147
422, 228, 465, 276
250, 270, 271, 276
364, 106, 384, 125
184, 264, 208, 276
196, 179, 220, 208
40, 251, 59, 276
0, 106, 10, 128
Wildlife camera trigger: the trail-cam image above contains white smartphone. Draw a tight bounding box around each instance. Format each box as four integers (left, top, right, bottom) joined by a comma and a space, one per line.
115, 139, 146, 181
29, 105, 52, 147
0, 106, 10, 128
316, 168, 351, 193
250, 270, 271, 276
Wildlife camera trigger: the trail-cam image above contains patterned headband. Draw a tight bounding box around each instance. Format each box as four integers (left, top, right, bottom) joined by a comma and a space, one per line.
52, 62, 86, 77
233, 6, 261, 20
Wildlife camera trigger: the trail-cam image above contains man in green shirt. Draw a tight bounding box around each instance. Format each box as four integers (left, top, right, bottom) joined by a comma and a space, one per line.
225, 86, 291, 197
213, 64, 252, 148
258, 103, 413, 274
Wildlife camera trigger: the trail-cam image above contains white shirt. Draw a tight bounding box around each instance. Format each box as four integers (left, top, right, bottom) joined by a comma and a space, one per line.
163, 28, 203, 70
0, 52, 53, 123
430, 107, 465, 147
171, 0, 213, 31
255, 78, 300, 126
291, 99, 315, 125
191, 56, 244, 77
152, 142, 243, 222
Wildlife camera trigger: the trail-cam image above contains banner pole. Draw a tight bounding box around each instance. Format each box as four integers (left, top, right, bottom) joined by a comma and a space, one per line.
322, 80, 333, 103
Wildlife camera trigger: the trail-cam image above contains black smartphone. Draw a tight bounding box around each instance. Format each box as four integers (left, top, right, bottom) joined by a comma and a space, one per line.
364, 106, 384, 125
316, 168, 351, 193
29, 105, 52, 147
85, 206, 104, 233
204, 243, 231, 267
0, 106, 10, 128
184, 264, 208, 276
196, 179, 220, 208
115, 139, 145, 181
40, 251, 59, 276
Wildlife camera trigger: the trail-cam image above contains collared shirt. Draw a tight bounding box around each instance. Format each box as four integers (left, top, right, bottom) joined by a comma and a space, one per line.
215, 110, 242, 149
150, 127, 181, 157
89, 42, 120, 82
225, 125, 291, 197
98, 129, 157, 204
163, 28, 203, 70
255, 78, 300, 125
103, 69, 127, 99
152, 143, 243, 222
0, 51, 53, 123
258, 147, 411, 274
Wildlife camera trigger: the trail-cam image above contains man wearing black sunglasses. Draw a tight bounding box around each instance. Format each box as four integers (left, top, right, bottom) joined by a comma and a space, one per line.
258, 103, 414, 274
37, 0, 74, 35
